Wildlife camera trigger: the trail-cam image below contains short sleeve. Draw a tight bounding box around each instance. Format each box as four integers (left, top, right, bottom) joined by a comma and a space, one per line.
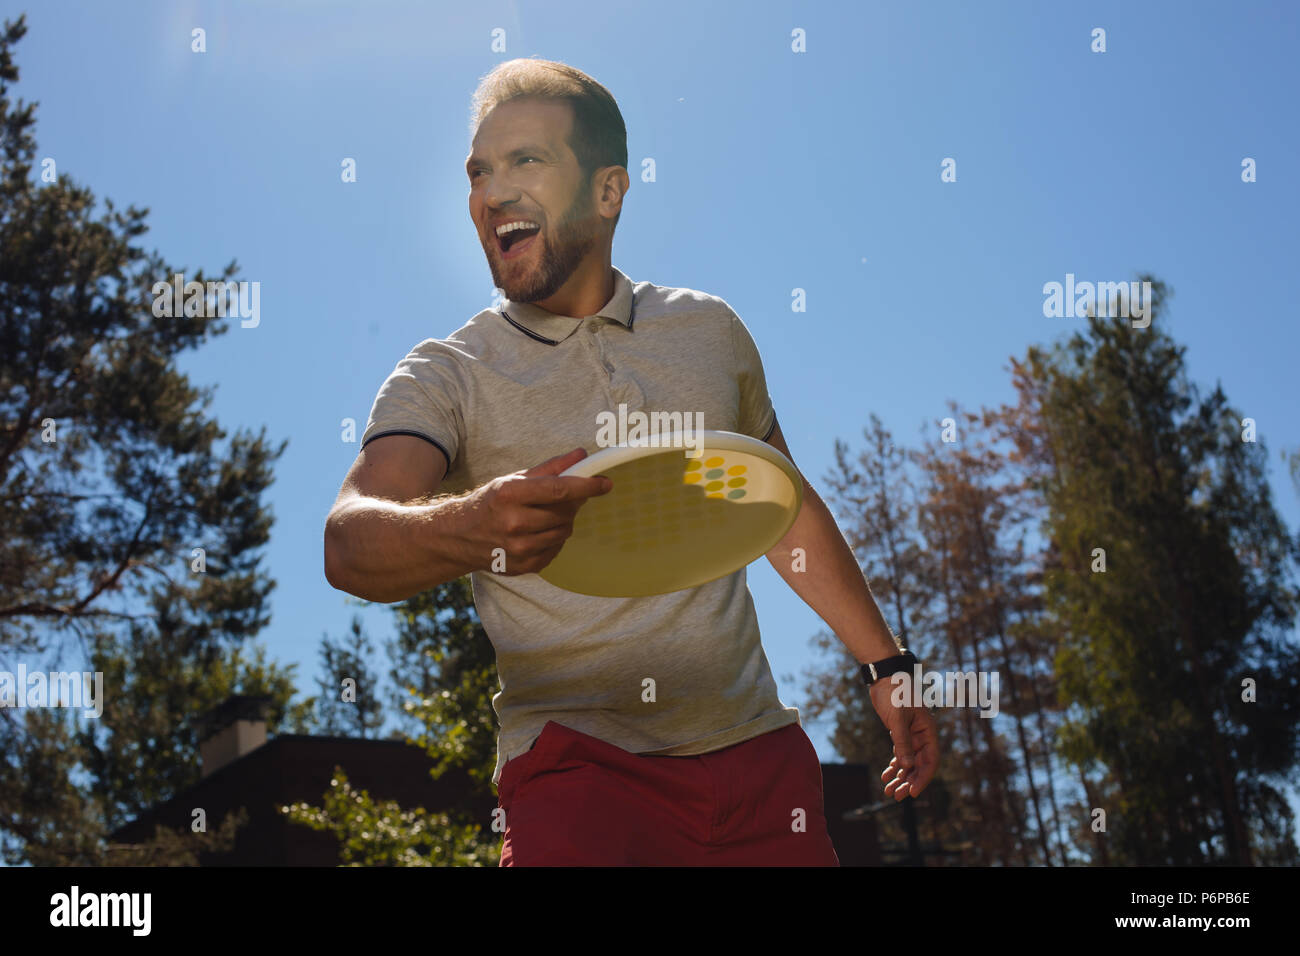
728, 308, 777, 441
360, 340, 464, 471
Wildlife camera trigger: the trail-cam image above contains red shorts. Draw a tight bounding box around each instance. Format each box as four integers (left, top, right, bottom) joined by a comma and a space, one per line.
496, 719, 840, 866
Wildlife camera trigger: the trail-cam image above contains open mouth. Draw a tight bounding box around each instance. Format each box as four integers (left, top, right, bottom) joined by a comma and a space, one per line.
497, 223, 541, 259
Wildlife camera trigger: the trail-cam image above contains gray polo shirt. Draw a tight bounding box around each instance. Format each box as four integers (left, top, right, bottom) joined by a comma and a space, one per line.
361, 265, 800, 785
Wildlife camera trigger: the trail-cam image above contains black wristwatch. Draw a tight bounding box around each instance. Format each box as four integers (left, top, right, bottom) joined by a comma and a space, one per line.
860, 650, 918, 687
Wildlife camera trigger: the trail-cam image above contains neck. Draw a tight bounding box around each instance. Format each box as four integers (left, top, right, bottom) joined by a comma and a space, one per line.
532, 254, 616, 318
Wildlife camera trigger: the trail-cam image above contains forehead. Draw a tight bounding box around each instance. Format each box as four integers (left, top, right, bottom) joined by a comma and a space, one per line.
469, 96, 574, 157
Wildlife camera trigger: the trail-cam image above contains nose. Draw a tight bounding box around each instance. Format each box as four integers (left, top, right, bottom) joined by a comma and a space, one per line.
482, 172, 520, 212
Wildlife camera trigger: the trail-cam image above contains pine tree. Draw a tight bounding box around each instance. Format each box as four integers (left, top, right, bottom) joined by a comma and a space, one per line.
0, 15, 305, 864
915, 403, 1066, 865
1006, 277, 1300, 864
312, 615, 384, 738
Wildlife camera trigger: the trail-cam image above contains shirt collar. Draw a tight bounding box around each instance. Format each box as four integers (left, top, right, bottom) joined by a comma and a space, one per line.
498, 265, 635, 346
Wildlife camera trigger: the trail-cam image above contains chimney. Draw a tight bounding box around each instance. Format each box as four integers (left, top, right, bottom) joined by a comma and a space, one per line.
198, 694, 271, 777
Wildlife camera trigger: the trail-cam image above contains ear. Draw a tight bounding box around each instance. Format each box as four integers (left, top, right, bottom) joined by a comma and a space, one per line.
594, 165, 629, 220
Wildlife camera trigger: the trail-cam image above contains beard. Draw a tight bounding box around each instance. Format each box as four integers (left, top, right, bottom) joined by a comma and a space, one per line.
485, 182, 599, 305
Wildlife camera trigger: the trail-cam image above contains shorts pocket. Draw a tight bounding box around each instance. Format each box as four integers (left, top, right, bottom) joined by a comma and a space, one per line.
791, 725, 825, 790
504, 721, 566, 806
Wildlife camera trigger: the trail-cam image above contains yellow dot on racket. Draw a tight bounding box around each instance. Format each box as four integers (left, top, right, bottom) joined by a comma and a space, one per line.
705, 456, 724, 468
727, 465, 747, 475
707, 492, 724, 499
728, 477, 746, 487
684, 472, 702, 483
685, 459, 702, 471
706, 480, 723, 491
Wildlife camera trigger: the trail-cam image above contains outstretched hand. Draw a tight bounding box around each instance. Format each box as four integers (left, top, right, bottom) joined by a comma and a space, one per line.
868, 678, 939, 801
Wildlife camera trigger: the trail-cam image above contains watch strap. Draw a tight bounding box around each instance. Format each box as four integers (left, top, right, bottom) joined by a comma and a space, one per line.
861, 650, 918, 687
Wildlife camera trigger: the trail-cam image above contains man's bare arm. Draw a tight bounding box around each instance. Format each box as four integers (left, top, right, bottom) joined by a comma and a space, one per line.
324, 435, 479, 602
762, 418, 901, 664
324, 437, 613, 604
761, 415, 938, 799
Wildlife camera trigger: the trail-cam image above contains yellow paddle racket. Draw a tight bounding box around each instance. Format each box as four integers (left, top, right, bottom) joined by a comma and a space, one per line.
537, 429, 803, 597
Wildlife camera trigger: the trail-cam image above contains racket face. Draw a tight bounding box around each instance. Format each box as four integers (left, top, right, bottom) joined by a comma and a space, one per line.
537, 430, 802, 597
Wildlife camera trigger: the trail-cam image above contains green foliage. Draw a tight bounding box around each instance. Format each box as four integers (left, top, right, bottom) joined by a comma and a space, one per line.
387, 577, 500, 789
285, 577, 504, 865
104, 808, 248, 866
1010, 279, 1300, 864
282, 767, 494, 866
806, 280, 1300, 866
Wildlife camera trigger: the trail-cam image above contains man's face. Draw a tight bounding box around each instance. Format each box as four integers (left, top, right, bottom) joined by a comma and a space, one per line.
466, 97, 602, 304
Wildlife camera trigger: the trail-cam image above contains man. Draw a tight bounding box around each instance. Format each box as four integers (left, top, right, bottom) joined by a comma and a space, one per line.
325, 57, 938, 866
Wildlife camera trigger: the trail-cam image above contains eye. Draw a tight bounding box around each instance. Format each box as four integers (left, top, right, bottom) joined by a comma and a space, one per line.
470, 157, 535, 179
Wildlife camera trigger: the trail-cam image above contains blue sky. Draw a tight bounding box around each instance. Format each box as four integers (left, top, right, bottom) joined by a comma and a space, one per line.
5, 0, 1298, 778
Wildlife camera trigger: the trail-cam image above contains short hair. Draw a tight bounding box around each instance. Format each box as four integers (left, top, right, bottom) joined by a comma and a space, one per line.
469, 57, 627, 228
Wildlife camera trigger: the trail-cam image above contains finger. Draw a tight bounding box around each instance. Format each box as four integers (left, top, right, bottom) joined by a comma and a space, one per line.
519, 447, 616, 493
517, 474, 614, 505
511, 524, 575, 550
498, 533, 569, 573
499, 506, 574, 537
884, 774, 911, 800
522, 447, 590, 478
882, 760, 906, 792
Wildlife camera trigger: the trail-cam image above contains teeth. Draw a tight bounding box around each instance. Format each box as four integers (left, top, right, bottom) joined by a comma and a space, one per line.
495, 220, 539, 237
